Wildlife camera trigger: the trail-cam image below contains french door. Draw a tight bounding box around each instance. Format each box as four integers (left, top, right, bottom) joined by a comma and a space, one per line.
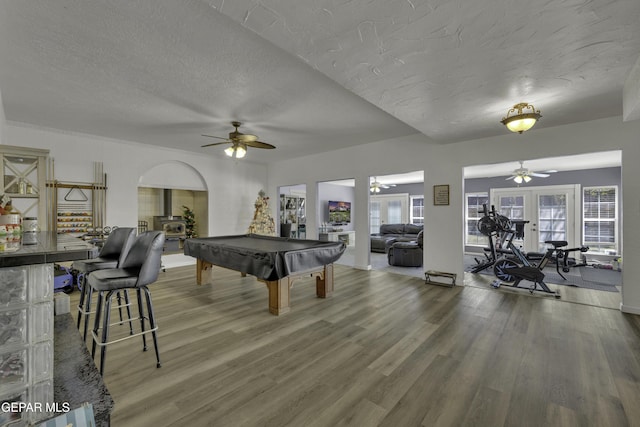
491, 185, 580, 253
370, 194, 409, 234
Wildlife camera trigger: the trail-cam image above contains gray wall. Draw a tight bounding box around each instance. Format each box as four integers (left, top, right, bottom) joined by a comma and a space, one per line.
317, 182, 355, 231
375, 182, 424, 197
465, 167, 621, 193
464, 166, 622, 252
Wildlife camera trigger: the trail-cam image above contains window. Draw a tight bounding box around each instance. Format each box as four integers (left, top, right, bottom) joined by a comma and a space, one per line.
410, 196, 424, 224
465, 192, 489, 245
583, 186, 617, 254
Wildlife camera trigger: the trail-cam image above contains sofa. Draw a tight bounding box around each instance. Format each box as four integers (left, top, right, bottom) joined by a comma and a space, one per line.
370, 223, 424, 253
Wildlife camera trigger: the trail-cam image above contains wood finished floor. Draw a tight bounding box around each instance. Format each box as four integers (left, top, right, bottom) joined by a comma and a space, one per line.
69, 265, 640, 427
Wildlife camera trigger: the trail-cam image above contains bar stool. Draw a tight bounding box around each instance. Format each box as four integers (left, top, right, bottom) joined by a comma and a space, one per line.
73, 227, 137, 341
89, 231, 165, 375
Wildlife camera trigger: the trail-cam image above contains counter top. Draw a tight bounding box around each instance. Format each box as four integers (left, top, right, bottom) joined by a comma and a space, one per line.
0, 232, 98, 267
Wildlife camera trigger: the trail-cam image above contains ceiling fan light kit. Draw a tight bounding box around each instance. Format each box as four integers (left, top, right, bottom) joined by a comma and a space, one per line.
501, 102, 542, 133
225, 143, 247, 158
202, 121, 275, 159
370, 177, 396, 193
507, 161, 556, 184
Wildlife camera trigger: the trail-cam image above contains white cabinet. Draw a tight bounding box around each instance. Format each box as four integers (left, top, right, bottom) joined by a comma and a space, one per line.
319, 231, 355, 246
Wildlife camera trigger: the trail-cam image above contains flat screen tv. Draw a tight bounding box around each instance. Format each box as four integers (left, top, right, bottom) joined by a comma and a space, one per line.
328, 200, 351, 224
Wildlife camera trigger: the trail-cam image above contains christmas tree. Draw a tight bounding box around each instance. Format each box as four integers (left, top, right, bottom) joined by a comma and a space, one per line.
182, 205, 197, 238
247, 190, 276, 236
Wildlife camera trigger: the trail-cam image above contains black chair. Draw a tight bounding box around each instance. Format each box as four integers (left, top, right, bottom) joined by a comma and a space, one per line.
388, 230, 424, 267
73, 227, 137, 341
88, 231, 165, 375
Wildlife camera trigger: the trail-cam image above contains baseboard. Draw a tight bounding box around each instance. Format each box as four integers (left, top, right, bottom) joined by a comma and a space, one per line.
354, 264, 372, 271
620, 303, 640, 315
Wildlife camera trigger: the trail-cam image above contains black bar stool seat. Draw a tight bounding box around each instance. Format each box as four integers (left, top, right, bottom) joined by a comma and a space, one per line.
89, 231, 165, 375
73, 227, 137, 341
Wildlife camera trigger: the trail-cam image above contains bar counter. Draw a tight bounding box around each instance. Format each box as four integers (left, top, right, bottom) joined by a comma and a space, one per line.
0, 232, 98, 267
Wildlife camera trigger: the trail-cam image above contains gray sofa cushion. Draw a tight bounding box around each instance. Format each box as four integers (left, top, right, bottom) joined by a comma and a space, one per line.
380, 224, 406, 235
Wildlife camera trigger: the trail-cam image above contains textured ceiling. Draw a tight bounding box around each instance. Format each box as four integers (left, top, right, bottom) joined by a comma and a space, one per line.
1, 0, 639, 164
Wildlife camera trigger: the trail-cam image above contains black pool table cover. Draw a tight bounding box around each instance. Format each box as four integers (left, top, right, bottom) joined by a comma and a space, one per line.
183, 234, 346, 281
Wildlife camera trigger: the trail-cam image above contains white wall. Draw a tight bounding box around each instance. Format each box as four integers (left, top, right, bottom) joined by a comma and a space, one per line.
268, 116, 640, 315
6, 123, 268, 235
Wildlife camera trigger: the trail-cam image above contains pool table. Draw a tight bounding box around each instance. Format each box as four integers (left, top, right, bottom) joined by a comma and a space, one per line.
183, 234, 346, 315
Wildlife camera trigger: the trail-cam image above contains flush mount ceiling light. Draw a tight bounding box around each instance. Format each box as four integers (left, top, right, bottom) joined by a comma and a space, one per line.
501, 102, 542, 134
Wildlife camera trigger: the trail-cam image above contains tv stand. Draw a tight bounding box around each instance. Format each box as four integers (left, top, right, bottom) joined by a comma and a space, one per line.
319, 230, 355, 247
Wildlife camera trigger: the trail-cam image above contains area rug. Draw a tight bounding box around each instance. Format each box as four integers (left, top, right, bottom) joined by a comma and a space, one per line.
465, 255, 620, 292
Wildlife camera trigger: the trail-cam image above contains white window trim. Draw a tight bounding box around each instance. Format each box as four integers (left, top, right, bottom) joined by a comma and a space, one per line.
410, 195, 424, 224
465, 192, 489, 247
582, 185, 619, 255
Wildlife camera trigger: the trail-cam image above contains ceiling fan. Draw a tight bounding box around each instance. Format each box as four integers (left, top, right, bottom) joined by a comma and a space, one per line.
201, 121, 275, 158
506, 161, 557, 184
370, 177, 396, 193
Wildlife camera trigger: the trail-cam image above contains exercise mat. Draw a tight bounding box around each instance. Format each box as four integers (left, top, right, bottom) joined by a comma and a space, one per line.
465, 256, 620, 292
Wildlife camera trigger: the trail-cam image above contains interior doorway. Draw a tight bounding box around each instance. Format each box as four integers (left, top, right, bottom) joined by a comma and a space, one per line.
278, 184, 307, 238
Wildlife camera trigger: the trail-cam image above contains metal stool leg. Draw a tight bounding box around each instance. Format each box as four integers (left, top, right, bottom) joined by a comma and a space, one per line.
91, 290, 104, 359
123, 290, 134, 335
98, 291, 114, 376
83, 285, 94, 342
143, 286, 161, 368
136, 288, 147, 351
116, 291, 124, 323
76, 273, 87, 329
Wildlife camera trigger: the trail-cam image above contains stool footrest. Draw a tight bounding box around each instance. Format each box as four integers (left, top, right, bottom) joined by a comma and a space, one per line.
92, 325, 158, 347
425, 270, 456, 288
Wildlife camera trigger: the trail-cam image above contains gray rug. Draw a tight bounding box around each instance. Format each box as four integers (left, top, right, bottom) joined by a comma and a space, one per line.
465, 255, 620, 292
336, 248, 424, 278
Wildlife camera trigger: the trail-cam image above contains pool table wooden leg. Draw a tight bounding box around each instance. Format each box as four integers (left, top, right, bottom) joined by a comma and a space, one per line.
316, 263, 334, 298
196, 259, 213, 285
265, 278, 291, 315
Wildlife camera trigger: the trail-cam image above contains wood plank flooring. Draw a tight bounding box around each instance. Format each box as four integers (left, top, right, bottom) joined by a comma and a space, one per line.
68, 265, 640, 427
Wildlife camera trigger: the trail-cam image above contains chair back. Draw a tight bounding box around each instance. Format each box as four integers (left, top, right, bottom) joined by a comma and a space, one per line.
120, 231, 165, 287
99, 227, 137, 266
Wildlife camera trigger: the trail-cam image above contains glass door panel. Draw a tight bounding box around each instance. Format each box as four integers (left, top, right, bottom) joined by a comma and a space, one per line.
536, 193, 568, 251
370, 201, 381, 234
492, 185, 578, 253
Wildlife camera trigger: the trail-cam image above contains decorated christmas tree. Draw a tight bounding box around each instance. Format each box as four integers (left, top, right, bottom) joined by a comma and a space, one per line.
182, 205, 197, 238
247, 190, 276, 236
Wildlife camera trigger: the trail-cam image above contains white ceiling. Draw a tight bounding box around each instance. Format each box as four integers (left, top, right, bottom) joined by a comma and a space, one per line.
1, 1, 639, 165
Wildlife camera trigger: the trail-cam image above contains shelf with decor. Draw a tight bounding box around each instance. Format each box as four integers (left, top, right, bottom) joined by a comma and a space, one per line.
47, 163, 107, 235
0, 145, 49, 228
279, 194, 306, 239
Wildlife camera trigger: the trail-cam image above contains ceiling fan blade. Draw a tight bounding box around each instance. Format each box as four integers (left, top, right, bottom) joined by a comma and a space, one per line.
543, 169, 558, 173
201, 134, 229, 140
244, 140, 276, 149
201, 141, 231, 147
506, 175, 517, 180
530, 172, 550, 177
236, 133, 259, 142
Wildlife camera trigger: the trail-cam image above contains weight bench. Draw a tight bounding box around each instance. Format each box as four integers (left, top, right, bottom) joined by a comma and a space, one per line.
425, 270, 456, 288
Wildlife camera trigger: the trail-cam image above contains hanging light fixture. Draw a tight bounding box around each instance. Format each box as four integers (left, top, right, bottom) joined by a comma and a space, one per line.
224, 143, 247, 159
501, 102, 542, 133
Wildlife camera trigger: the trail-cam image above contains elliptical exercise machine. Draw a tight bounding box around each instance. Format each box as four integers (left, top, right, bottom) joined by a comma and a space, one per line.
470, 204, 511, 273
